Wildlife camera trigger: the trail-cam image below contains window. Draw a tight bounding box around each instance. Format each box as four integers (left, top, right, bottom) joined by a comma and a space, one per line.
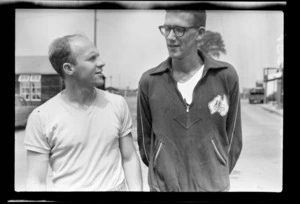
30, 75, 41, 101
18, 75, 31, 101
18, 74, 41, 101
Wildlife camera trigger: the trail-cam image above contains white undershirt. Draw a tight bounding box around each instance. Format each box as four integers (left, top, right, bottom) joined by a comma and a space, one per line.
177, 65, 204, 105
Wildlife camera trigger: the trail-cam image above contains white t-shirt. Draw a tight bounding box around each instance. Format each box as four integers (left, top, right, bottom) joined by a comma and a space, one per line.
177, 65, 204, 104
24, 88, 132, 191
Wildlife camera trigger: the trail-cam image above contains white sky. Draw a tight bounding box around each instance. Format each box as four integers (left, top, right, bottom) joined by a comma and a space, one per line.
15, 9, 283, 90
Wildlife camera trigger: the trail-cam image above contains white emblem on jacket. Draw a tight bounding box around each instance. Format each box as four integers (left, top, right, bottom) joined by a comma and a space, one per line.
208, 94, 229, 116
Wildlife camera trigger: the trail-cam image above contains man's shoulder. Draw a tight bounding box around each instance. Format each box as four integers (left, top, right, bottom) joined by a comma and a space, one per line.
97, 89, 125, 105
142, 63, 162, 77
35, 93, 61, 111
209, 57, 238, 78
96, 89, 129, 115
217, 60, 235, 72
98, 89, 122, 99
207, 55, 235, 70
29, 93, 61, 119
140, 60, 167, 84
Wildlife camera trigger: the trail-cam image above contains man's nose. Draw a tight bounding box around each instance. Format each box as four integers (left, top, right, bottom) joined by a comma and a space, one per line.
166, 29, 176, 40
97, 58, 105, 69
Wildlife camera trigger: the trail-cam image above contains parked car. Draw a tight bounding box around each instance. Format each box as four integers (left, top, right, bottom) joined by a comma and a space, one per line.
15, 94, 36, 127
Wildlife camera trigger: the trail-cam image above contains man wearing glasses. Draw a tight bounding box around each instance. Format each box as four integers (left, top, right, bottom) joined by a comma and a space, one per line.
137, 10, 242, 191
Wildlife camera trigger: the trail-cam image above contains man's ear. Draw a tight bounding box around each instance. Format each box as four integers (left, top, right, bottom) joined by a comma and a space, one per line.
197, 27, 206, 41
62, 63, 74, 76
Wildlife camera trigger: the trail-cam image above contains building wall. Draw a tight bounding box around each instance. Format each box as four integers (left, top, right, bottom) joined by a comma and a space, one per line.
41, 75, 63, 103
276, 78, 283, 109
15, 75, 20, 94
16, 74, 106, 106
15, 74, 63, 106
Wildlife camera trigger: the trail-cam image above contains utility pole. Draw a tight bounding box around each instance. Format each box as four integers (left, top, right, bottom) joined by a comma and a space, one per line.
128, 81, 131, 90
119, 74, 121, 89
94, 10, 97, 46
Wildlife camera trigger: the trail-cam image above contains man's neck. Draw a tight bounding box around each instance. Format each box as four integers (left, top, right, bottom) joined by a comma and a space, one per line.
62, 81, 96, 108
171, 52, 203, 83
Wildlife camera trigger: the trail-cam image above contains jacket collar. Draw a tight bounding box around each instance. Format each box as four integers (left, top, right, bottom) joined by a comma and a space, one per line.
150, 50, 227, 75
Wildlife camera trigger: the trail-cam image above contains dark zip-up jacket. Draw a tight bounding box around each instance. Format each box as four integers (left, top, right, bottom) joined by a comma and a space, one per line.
137, 50, 242, 192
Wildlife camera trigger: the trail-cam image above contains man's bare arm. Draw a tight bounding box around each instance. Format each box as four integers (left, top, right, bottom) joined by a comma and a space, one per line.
26, 150, 49, 191
119, 133, 143, 191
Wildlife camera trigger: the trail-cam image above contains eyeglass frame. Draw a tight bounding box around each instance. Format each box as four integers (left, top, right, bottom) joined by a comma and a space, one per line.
158, 25, 203, 37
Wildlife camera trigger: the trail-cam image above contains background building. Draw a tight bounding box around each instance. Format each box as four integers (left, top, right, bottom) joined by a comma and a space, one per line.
15, 56, 63, 106
15, 56, 106, 106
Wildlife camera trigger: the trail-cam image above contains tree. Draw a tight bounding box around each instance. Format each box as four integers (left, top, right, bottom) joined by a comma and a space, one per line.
198, 30, 226, 59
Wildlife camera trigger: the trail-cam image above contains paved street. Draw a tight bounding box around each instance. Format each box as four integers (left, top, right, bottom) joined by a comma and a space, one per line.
229, 99, 283, 192
15, 98, 283, 192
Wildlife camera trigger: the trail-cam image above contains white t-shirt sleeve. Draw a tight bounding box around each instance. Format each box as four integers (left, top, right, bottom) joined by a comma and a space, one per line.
24, 109, 51, 153
118, 97, 133, 138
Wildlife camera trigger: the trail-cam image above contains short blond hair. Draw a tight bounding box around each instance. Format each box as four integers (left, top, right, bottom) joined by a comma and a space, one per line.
48, 34, 86, 79
166, 10, 206, 27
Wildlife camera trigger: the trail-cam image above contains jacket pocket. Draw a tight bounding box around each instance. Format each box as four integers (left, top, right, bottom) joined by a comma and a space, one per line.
211, 138, 226, 165
151, 140, 180, 191
154, 141, 163, 166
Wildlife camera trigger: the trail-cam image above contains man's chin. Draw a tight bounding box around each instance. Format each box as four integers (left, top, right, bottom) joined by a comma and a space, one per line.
169, 53, 182, 59
94, 79, 104, 88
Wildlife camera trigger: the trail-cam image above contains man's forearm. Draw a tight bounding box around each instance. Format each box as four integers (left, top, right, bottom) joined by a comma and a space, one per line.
123, 152, 143, 191
26, 177, 47, 191
137, 89, 152, 166
26, 150, 49, 191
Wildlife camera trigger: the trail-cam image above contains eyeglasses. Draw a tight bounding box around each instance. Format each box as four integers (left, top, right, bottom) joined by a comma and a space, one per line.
158, 25, 200, 37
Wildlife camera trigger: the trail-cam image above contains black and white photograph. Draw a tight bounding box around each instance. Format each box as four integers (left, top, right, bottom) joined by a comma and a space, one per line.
3, 0, 287, 202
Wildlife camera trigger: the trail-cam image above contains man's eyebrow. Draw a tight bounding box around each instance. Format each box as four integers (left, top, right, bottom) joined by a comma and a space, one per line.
86, 51, 99, 57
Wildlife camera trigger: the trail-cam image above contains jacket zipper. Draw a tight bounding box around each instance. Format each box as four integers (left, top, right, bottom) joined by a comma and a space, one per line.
154, 142, 162, 166
169, 65, 208, 113
168, 71, 189, 112
211, 139, 226, 165
186, 103, 190, 112
184, 99, 190, 112
189, 65, 208, 110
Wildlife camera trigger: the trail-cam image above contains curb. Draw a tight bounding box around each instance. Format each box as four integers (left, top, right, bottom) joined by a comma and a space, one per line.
261, 106, 283, 117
